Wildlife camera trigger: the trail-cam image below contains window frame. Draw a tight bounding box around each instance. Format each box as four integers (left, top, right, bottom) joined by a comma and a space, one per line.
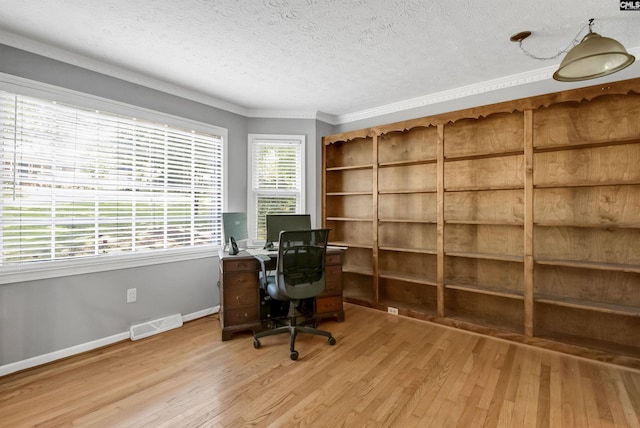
0, 73, 228, 284
247, 134, 306, 244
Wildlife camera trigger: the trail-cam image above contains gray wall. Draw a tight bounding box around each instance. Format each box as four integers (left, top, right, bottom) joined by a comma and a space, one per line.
0, 44, 329, 368
0, 258, 216, 365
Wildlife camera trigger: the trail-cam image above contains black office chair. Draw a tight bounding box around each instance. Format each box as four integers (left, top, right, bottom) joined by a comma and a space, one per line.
253, 228, 336, 360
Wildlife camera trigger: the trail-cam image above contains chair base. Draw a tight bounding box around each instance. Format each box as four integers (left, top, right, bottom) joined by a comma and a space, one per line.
254, 316, 336, 360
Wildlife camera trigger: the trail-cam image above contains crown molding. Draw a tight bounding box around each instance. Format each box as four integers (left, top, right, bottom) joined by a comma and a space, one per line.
245, 108, 338, 125
333, 66, 557, 125
246, 109, 318, 120
316, 111, 338, 125
334, 45, 640, 125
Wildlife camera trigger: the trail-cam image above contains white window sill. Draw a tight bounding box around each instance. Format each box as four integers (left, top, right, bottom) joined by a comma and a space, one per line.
0, 245, 220, 285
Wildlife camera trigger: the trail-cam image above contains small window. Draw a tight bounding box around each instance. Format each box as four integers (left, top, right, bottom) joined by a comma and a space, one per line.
247, 134, 305, 241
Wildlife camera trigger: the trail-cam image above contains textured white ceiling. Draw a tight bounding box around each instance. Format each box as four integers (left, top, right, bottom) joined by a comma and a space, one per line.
1, 0, 639, 121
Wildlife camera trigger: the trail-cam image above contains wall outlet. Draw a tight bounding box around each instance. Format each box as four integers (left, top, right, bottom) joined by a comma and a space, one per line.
127, 288, 137, 303
387, 306, 399, 315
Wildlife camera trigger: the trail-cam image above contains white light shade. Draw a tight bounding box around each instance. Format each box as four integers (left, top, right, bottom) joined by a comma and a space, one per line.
553, 31, 635, 82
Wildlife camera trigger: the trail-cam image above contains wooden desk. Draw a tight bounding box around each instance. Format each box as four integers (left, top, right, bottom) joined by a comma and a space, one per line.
218, 248, 345, 341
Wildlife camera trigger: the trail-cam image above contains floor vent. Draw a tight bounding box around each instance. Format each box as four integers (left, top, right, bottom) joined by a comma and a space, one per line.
130, 314, 183, 341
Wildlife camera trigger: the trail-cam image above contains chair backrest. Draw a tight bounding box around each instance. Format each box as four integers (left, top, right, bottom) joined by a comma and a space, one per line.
275, 228, 330, 300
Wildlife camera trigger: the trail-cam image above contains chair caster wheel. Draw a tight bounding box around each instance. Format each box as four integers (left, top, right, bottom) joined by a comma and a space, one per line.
328, 337, 336, 346
290, 351, 299, 360
253, 339, 261, 349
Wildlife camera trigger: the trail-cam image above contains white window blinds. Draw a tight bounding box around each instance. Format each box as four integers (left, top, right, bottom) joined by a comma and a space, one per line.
248, 135, 304, 240
0, 91, 224, 267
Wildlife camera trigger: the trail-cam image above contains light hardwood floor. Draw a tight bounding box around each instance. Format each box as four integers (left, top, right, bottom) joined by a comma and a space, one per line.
1, 303, 639, 427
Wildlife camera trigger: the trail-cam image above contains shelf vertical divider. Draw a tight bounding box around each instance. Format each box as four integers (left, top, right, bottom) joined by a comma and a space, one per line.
321, 137, 328, 231
524, 110, 534, 337
372, 132, 379, 307
437, 124, 445, 317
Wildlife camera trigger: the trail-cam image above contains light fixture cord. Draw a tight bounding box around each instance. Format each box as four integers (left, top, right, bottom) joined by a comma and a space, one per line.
518, 19, 593, 61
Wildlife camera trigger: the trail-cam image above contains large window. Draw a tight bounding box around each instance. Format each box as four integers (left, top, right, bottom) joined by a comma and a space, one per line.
0, 91, 224, 271
247, 134, 305, 241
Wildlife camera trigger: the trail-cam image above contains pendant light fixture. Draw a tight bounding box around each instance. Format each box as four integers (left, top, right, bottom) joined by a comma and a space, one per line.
553, 19, 635, 81
511, 18, 635, 82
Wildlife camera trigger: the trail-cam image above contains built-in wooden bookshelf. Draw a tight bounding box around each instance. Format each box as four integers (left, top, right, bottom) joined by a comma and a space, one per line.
443, 111, 526, 333
377, 126, 439, 315
323, 136, 376, 304
531, 93, 640, 356
322, 77, 640, 365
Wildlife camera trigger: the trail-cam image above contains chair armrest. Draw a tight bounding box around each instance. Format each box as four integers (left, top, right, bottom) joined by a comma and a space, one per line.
253, 254, 272, 289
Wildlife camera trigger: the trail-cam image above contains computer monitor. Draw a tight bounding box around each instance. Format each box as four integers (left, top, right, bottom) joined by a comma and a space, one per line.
222, 212, 248, 246
265, 214, 311, 249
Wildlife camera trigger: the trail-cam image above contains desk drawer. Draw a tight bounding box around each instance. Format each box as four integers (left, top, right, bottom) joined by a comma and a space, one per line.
223, 271, 259, 289
223, 306, 260, 326
223, 272, 258, 309
223, 258, 260, 271
224, 288, 259, 309
316, 296, 343, 314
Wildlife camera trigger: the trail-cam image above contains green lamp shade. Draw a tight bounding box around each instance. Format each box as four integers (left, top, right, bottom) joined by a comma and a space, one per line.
553, 31, 635, 82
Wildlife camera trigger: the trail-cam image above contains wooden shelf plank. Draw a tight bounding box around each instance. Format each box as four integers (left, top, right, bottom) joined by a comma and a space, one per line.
446, 251, 524, 263
444, 149, 524, 161
445, 185, 524, 192
445, 220, 524, 226
325, 217, 374, 222
534, 222, 640, 229
379, 270, 437, 286
326, 191, 373, 196
534, 136, 640, 154
379, 246, 437, 255
342, 265, 374, 276
378, 158, 437, 167
446, 283, 525, 300
534, 180, 640, 189
326, 164, 373, 171
378, 218, 436, 224
535, 258, 640, 273
328, 241, 373, 249
378, 189, 437, 195
535, 295, 640, 317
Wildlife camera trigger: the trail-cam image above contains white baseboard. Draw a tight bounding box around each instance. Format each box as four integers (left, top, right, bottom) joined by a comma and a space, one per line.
183, 305, 219, 322
0, 331, 129, 377
0, 306, 218, 377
